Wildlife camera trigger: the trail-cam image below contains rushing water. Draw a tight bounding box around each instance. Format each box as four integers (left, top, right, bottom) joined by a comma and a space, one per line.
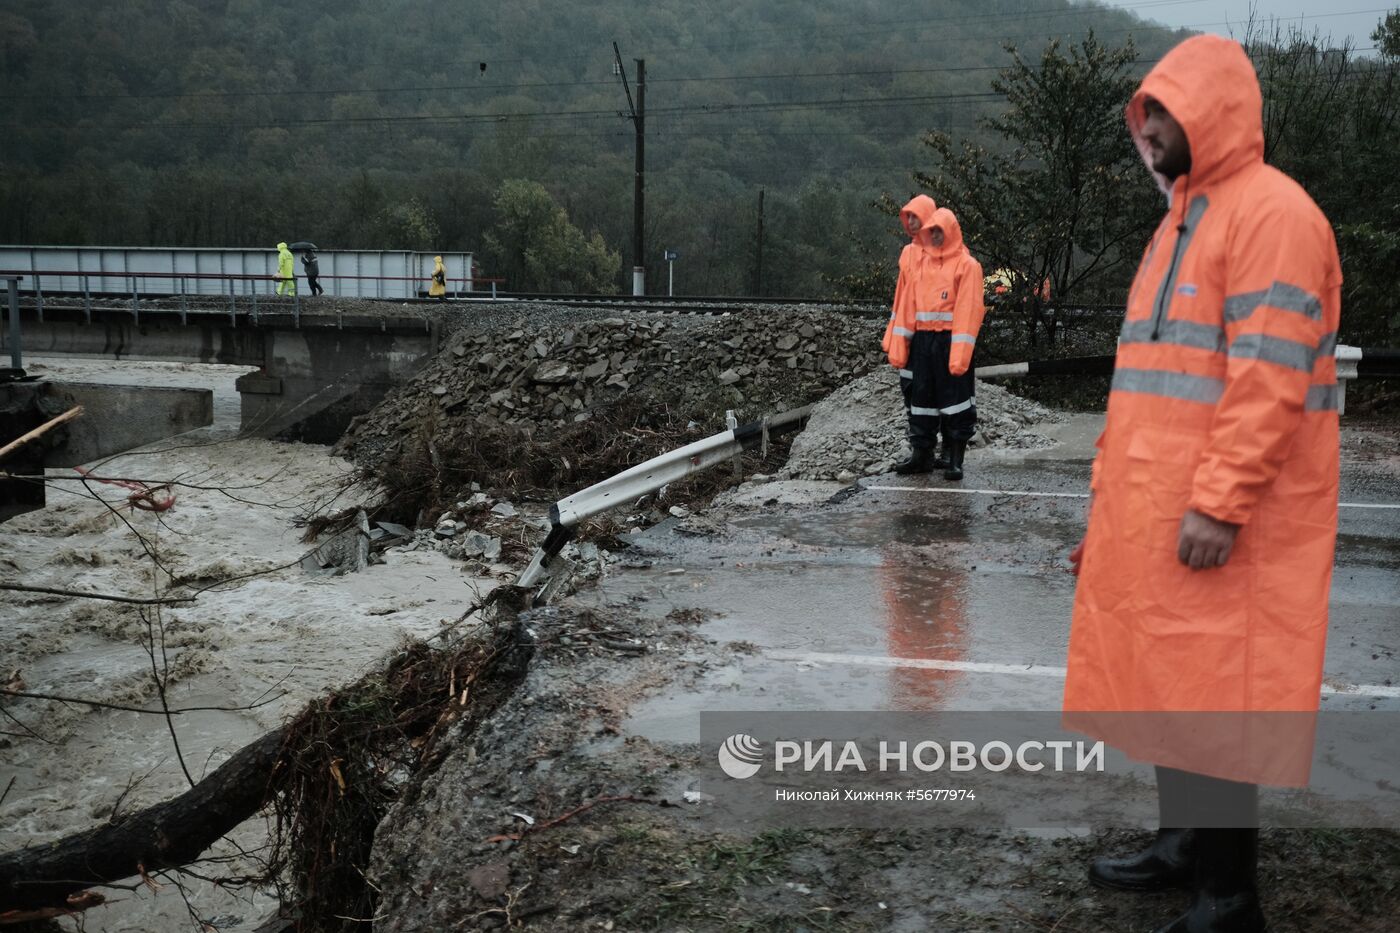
1, 358, 491, 932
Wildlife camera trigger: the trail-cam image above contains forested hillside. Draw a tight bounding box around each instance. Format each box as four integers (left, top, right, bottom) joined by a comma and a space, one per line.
0, 0, 1187, 294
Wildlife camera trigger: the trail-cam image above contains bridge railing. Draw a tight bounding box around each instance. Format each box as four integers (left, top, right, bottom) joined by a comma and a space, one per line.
0, 269, 508, 326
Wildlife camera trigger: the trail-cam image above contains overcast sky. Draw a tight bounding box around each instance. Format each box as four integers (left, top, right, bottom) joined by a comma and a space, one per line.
1106, 0, 1391, 50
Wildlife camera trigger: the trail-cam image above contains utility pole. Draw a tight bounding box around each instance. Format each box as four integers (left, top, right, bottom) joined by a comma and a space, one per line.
753, 188, 765, 296
613, 43, 645, 296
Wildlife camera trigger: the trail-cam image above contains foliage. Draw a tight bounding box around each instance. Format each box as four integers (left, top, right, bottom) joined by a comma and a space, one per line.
0, 0, 1183, 293
915, 33, 1159, 348
482, 179, 620, 292
1246, 22, 1400, 343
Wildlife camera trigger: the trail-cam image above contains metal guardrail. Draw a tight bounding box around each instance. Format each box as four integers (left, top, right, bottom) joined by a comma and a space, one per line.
976, 346, 1400, 415
0, 246, 474, 301
0, 269, 508, 327
516, 404, 813, 596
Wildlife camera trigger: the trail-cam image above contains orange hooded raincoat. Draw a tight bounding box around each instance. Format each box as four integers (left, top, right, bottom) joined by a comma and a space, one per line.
883, 198, 985, 374
1063, 36, 1342, 786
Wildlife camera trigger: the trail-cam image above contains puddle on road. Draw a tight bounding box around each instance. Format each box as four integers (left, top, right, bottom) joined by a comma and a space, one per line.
609, 484, 1400, 744
731, 499, 1076, 551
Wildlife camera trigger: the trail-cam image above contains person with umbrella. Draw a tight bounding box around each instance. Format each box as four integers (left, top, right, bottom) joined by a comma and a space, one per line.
290, 241, 323, 296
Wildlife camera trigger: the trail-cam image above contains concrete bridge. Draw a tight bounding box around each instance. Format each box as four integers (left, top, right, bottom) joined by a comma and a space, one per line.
1, 300, 441, 443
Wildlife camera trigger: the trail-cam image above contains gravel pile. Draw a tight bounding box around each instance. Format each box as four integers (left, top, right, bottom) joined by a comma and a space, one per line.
337, 304, 886, 459
782, 368, 1063, 481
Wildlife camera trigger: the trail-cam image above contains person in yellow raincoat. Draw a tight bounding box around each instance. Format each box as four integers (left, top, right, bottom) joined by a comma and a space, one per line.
429, 255, 447, 300
1064, 35, 1342, 933
274, 242, 296, 296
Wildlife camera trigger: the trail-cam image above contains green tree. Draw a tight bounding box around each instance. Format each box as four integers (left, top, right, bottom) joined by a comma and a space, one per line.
915, 33, 1159, 347
1247, 19, 1400, 342
1373, 10, 1400, 59
483, 180, 620, 292
379, 198, 440, 252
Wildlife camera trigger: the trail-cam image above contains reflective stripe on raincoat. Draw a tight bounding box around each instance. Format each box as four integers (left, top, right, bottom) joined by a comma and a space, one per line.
1063, 35, 1342, 786
883, 199, 984, 372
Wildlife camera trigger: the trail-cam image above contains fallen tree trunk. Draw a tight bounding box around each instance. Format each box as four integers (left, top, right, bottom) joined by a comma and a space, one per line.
0, 726, 287, 915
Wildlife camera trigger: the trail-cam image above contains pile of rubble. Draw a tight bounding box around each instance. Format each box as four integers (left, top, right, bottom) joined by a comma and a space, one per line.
305, 486, 618, 583
337, 306, 886, 460
782, 368, 1063, 481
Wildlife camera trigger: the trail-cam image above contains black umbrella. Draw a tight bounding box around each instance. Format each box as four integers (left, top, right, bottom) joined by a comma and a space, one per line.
288, 241, 318, 251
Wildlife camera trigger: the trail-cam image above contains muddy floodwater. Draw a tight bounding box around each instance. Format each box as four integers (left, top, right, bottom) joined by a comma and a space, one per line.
1, 358, 492, 932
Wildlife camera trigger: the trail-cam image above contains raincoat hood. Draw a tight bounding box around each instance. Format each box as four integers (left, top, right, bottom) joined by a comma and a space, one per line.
276, 242, 288, 251
1126, 35, 1264, 195
928, 207, 966, 260
899, 195, 938, 242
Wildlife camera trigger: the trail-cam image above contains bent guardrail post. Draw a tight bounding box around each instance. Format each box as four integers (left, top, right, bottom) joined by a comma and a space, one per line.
1336, 345, 1361, 416
517, 403, 814, 596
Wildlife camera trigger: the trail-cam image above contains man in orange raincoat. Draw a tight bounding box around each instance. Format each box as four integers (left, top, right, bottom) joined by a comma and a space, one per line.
883, 197, 986, 480
1064, 35, 1342, 933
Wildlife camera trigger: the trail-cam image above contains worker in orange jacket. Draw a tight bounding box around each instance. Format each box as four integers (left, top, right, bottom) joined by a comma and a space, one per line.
883, 199, 986, 480
1063, 35, 1342, 933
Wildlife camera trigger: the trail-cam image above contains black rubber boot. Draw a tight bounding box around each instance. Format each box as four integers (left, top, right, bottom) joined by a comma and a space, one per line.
1089, 829, 1195, 892
930, 439, 950, 470
942, 440, 966, 481
1152, 829, 1266, 933
893, 447, 936, 475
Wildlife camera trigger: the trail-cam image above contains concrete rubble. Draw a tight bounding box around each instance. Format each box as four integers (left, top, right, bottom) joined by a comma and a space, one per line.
782, 367, 1064, 481
336, 306, 887, 465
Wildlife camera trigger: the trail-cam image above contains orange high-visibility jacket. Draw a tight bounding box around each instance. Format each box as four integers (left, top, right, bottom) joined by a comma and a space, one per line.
883, 195, 937, 368
932, 208, 987, 376
1063, 36, 1342, 785
883, 200, 985, 373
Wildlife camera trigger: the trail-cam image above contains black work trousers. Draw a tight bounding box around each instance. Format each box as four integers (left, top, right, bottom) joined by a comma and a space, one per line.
306, 273, 324, 296
900, 330, 976, 450
1157, 765, 1260, 828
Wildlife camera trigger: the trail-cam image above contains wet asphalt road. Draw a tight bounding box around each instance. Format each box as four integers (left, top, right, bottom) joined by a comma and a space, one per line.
568, 455, 1400, 741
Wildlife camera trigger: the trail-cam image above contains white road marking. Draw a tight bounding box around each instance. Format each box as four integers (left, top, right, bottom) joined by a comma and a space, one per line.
865, 484, 1088, 500
864, 484, 1400, 510
769, 650, 1400, 699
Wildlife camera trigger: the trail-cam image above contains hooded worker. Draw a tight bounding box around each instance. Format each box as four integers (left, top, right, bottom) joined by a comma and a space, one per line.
1063, 35, 1342, 933
275, 242, 296, 297
884, 197, 985, 480
429, 255, 447, 300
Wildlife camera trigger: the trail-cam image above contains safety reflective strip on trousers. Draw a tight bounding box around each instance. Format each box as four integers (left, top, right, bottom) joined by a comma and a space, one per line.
899, 369, 914, 380
1149, 195, 1211, 341
911, 399, 975, 416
